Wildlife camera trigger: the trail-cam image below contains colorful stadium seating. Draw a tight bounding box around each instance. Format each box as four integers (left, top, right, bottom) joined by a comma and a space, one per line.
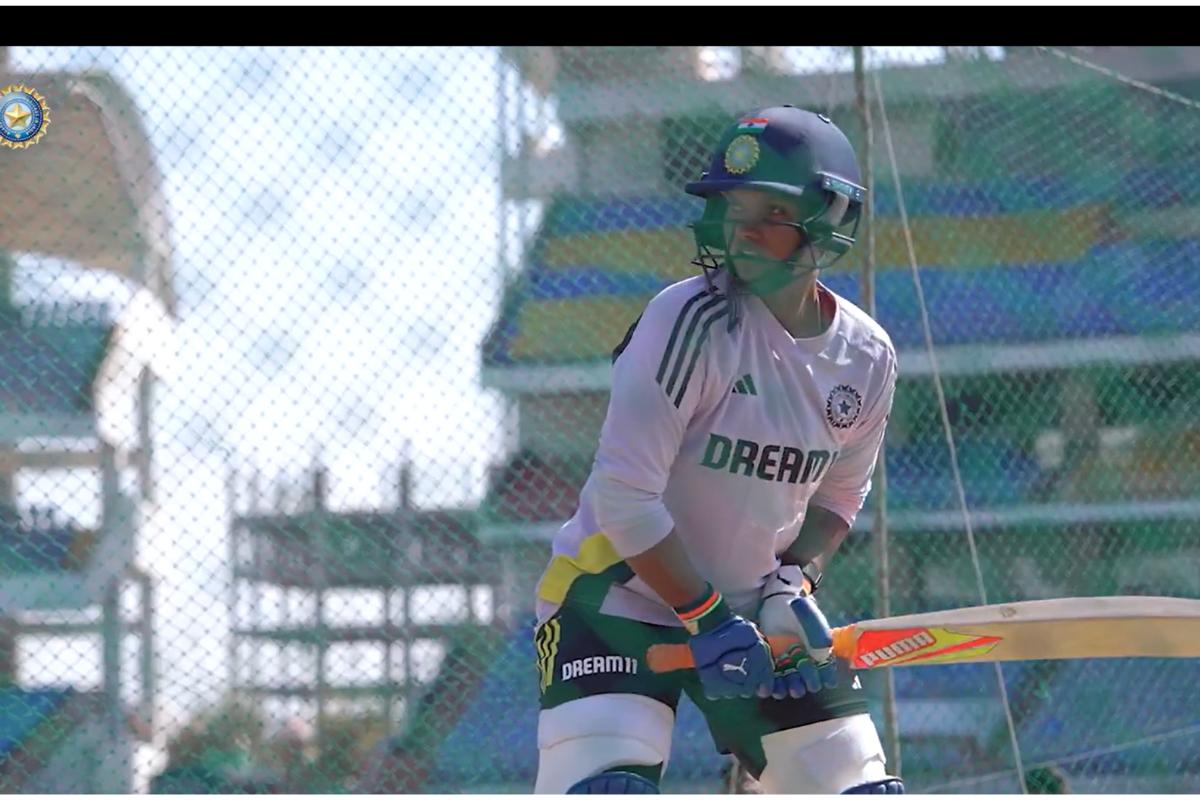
1013, 659, 1200, 776
483, 168, 1200, 368
0, 689, 71, 760
0, 311, 113, 414
0, 505, 96, 573
0, 688, 78, 792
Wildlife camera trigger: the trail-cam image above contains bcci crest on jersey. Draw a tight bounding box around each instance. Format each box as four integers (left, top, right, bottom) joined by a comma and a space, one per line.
826, 385, 863, 429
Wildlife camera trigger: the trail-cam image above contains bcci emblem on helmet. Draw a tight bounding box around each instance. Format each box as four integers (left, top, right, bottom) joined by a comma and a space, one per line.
685, 106, 868, 290
723, 135, 760, 175
826, 384, 863, 429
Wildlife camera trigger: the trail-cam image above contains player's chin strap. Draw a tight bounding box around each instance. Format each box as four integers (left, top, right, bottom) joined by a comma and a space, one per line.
728, 186, 855, 297
726, 247, 819, 297
690, 188, 858, 330
843, 776, 905, 794
692, 244, 820, 333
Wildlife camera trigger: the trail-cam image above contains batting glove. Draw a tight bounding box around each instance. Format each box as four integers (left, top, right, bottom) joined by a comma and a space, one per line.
677, 585, 775, 700
757, 565, 839, 699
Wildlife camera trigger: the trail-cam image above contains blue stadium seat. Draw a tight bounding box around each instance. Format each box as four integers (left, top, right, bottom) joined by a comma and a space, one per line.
485, 166, 1200, 373
884, 443, 956, 511
0, 689, 72, 759
666, 695, 725, 786
525, 268, 669, 302
0, 315, 112, 415
871, 174, 1095, 217
956, 437, 1044, 507
0, 504, 89, 573
1015, 658, 1200, 770
823, 241, 1200, 349
3, 530, 75, 571
890, 662, 1039, 701
431, 622, 540, 786
541, 196, 702, 237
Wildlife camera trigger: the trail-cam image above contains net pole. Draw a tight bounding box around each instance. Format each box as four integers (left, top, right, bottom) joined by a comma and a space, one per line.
871, 65, 1029, 795
853, 45, 902, 779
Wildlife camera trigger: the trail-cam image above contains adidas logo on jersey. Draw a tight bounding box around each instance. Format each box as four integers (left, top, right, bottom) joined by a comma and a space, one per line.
731, 374, 757, 395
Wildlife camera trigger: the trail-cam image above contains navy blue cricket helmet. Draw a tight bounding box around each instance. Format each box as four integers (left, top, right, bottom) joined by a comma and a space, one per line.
685, 106, 867, 288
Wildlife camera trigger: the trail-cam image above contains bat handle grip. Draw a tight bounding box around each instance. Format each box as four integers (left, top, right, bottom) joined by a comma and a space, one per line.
645, 626, 856, 674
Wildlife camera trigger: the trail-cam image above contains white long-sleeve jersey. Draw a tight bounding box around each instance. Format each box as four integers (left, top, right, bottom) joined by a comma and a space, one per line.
535, 272, 897, 627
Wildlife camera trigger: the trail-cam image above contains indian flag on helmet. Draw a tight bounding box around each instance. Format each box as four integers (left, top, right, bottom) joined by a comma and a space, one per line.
737, 117, 770, 133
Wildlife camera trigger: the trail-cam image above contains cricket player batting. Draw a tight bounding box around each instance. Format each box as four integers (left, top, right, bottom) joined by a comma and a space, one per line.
532, 106, 902, 795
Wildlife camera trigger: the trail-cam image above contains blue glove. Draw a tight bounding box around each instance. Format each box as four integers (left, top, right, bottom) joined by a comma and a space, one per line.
769, 594, 839, 700
687, 616, 775, 700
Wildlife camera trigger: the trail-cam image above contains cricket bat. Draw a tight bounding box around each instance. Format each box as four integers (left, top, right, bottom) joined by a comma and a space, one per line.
645, 595, 1200, 673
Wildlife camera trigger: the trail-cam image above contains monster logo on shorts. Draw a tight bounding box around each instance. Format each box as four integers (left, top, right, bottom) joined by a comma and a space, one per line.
724, 134, 760, 175
826, 384, 862, 429
0, 85, 51, 149
534, 619, 561, 694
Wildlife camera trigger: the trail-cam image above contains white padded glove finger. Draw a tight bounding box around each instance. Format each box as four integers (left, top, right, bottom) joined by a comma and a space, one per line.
757, 564, 809, 635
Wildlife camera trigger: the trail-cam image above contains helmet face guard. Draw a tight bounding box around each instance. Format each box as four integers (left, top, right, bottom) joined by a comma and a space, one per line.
685, 107, 866, 296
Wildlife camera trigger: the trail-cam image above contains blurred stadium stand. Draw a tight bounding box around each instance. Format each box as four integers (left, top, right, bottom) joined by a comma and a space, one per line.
0, 51, 171, 792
